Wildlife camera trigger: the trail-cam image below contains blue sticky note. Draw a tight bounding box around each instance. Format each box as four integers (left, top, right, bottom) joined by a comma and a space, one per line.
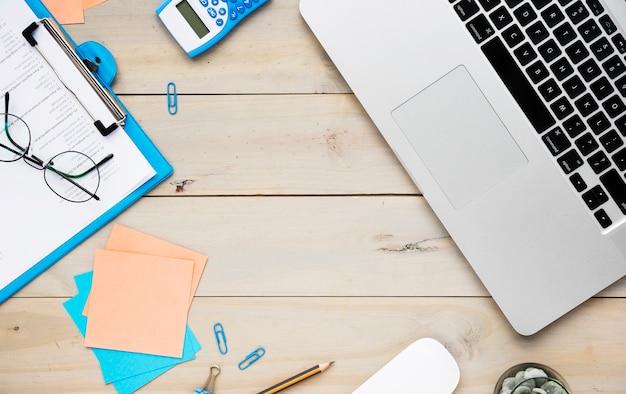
63, 272, 201, 392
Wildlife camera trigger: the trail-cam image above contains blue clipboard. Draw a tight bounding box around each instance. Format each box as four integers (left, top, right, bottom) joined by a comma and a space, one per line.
0, 0, 174, 303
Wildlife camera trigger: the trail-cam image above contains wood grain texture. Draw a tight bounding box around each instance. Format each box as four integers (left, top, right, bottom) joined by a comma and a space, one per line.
1, 297, 626, 393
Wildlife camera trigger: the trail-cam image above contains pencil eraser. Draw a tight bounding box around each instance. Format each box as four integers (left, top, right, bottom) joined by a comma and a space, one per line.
353, 338, 460, 394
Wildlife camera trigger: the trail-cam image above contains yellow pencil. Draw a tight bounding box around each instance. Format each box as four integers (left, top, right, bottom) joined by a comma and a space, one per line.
257, 361, 334, 394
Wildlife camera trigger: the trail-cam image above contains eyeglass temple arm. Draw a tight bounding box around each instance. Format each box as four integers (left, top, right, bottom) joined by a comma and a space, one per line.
46, 153, 114, 201
47, 166, 101, 201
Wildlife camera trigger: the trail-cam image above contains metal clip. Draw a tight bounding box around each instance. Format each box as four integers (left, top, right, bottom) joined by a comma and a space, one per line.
167, 81, 177, 115
238, 347, 266, 370
213, 322, 228, 355
194, 364, 220, 394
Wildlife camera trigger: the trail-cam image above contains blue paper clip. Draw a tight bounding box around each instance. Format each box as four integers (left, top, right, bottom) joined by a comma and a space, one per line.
238, 347, 265, 370
213, 322, 228, 355
167, 82, 177, 115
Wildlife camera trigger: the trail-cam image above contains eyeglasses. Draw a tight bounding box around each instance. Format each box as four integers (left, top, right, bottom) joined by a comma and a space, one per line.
1, 92, 114, 202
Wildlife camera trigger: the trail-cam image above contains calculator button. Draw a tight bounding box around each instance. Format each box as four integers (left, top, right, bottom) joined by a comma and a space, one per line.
200, 0, 209, 6
219, 7, 226, 15
212, 0, 219, 5
229, 9, 238, 19
235, 3, 245, 13
216, 18, 224, 26
243, 0, 252, 7
208, 7, 218, 18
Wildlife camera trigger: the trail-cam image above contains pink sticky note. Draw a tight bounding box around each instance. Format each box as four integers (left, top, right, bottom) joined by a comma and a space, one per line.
42, 0, 84, 24
84, 250, 194, 357
106, 224, 208, 304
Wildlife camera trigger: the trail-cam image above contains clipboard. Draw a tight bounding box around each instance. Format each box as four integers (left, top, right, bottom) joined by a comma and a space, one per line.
0, 0, 173, 303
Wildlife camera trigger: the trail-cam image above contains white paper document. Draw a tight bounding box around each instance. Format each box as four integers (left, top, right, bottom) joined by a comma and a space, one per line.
0, 2, 156, 291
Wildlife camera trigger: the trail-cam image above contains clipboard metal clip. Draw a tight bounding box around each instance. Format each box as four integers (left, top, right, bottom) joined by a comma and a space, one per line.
22, 18, 126, 136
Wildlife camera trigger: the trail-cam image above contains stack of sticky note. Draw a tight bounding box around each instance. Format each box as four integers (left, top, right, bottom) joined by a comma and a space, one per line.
64, 224, 208, 394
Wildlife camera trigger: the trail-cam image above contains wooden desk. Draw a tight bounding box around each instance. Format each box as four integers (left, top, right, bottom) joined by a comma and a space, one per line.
1, 1, 625, 393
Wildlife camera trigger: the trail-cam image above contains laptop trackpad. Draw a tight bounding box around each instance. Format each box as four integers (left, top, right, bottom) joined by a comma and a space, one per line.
391, 66, 528, 209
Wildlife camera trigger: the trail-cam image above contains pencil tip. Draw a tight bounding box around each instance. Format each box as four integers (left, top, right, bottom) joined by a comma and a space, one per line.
330, 361, 335, 365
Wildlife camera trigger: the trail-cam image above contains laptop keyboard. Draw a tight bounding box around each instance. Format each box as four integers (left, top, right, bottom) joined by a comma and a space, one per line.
450, 0, 626, 230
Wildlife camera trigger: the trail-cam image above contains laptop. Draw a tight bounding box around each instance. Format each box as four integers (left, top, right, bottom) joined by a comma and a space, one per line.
300, 0, 626, 335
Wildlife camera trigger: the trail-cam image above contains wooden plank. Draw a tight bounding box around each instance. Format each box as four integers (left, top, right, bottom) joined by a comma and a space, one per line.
15, 196, 626, 299
15, 196, 482, 298
64, 0, 349, 95
1, 297, 625, 393
120, 94, 418, 196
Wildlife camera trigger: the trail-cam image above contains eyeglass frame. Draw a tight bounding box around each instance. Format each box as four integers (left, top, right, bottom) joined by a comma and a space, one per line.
1, 92, 114, 202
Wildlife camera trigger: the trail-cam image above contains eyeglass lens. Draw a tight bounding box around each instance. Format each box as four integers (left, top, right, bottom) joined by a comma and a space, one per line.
1, 112, 103, 202
44, 151, 101, 203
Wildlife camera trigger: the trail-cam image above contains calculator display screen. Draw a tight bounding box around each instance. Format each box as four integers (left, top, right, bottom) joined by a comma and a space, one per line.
176, 0, 210, 38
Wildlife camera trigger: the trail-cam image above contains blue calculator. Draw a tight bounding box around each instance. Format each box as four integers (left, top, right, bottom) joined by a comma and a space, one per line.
157, 0, 269, 58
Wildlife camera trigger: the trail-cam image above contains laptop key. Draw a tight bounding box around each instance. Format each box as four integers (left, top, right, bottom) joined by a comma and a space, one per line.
455, 0, 480, 21
563, 114, 587, 137
602, 55, 626, 79
600, 169, 626, 214
574, 93, 598, 117
558, 149, 584, 173
562, 75, 586, 99
570, 172, 587, 191
554, 22, 577, 46
514, 3, 537, 26
482, 37, 555, 132
565, 1, 590, 25
515, 42, 538, 65
590, 37, 613, 61
590, 77, 614, 100
543, 127, 571, 155
466, 15, 495, 43
541, 4, 565, 28
582, 184, 608, 210
550, 57, 574, 81
565, 40, 589, 64
575, 132, 599, 156
585, 0, 604, 16
599, 14, 617, 35
539, 78, 562, 101
603, 95, 626, 118
490, 6, 513, 29
612, 34, 626, 54
599, 130, 623, 153
588, 150, 611, 174
578, 19, 601, 43
578, 58, 602, 82
594, 209, 612, 228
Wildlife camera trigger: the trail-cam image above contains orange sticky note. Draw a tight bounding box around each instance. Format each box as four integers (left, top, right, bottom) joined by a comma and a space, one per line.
84, 250, 194, 357
42, 0, 85, 24
106, 224, 208, 305
83, 0, 108, 10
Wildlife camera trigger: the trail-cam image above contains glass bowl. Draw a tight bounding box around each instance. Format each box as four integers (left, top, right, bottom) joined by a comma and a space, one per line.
494, 363, 571, 394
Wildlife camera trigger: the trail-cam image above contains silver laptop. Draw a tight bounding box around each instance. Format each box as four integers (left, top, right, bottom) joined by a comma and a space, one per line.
300, 0, 626, 335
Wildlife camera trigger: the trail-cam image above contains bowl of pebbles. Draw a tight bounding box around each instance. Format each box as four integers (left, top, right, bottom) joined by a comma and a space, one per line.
494, 363, 570, 394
